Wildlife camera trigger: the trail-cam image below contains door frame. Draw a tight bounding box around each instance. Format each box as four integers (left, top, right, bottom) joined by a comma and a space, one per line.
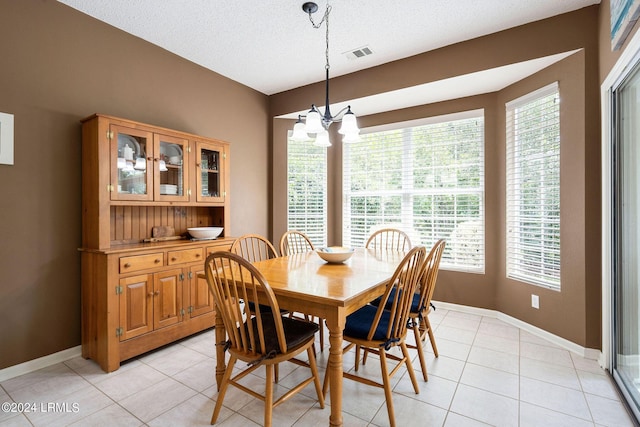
601, 24, 640, 417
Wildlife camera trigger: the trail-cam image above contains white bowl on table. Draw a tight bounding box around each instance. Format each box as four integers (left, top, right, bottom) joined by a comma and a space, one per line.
187, 227, 223, 239
316, 247, 355, 264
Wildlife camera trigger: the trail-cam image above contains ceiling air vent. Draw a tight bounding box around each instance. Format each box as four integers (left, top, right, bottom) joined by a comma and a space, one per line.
343, 46, 373, 60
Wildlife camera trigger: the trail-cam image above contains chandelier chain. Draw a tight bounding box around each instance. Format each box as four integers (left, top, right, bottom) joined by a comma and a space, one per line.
307, 3, 332, 72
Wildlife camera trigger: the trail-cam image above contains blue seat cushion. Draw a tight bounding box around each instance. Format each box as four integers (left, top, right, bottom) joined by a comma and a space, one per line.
371, 288, 421, 313
344, 304, 393, 341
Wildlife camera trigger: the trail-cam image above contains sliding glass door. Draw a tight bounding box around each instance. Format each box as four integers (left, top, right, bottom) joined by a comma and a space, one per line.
612, 55, 640, 422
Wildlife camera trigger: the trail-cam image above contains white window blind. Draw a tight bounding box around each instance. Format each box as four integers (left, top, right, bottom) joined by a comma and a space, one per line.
506, 82, 561, 290
286, 133, 327, 247
343, 112, 485, 272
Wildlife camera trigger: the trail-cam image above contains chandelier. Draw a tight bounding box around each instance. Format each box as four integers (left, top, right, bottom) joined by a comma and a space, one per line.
290, 1, 360, 147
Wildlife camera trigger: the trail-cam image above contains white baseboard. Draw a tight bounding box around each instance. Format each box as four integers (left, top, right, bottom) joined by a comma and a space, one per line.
433, 301, 603, 362
0, 346, 82, 382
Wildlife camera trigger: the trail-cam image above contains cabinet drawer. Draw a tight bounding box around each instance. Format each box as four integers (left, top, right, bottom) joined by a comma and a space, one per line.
120, 253, 164, 273
167, 248, 203, 265
206, 242, 232, 256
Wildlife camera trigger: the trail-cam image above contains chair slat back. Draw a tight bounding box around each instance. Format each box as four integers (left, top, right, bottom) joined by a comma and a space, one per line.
230, 234, 278, 263
279, 230, 315, 256
205, 251, 286, 357
365, 228, 412, 252
367, 246, 427, 342
415, 239, 446, 314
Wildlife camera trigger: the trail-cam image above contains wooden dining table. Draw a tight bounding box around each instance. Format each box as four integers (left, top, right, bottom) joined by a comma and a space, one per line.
212, 247, 407, 427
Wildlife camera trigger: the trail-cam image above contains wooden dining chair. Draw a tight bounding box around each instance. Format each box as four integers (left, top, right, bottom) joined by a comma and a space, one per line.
365, 227, 412, 251
367, 239, 446, 381
205, 251, 324, 427
230, 233, 278, 262
322, 246, 427, 427
279, 230, 325, 351
279, 229, 314, 256
230, 233, 287, 381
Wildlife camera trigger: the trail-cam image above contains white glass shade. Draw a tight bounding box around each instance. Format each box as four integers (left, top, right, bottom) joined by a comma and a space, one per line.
159, 160, 168, 172
304, 106, 324, 134
342, 132, 361, 143
313, 130, 331, 147
338, 109, 359, 135
117, 157, 126, 169
134, 157, 147, 170
291, 121, 309, 141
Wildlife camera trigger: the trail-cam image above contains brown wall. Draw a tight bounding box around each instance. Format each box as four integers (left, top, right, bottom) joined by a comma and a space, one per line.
0, 0, 270, 369
271, 6, 602, 348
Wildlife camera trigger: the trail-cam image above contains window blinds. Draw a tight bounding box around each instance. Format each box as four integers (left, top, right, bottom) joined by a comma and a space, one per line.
506, 82, 561, 289
286, 135, 328, 248
343, 113, 485, 272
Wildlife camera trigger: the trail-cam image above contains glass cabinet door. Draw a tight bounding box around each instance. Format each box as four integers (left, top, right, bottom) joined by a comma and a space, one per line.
155, 134, 189, 202
196, 141, 225, 203
111, 125, 152, 201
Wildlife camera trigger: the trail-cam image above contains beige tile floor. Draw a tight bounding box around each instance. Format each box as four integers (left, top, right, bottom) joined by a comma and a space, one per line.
0, 308, 636, 426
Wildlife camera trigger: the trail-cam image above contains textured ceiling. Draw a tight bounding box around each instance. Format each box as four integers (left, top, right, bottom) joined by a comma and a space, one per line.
58, 0, 600, 96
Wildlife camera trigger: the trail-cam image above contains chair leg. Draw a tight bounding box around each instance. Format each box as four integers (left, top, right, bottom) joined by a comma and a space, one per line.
211, 355, 237, 424
424, 316, 438, 357
319, 317, 325, 351
307, 346, 325, 408
274, 363, 279, 383
401, 341, 420, 394
413, 323, 428, 381
354, 344, 361, 371
379, 350, 396, 427
265, 364, 274, 427
322, 362, 330, 397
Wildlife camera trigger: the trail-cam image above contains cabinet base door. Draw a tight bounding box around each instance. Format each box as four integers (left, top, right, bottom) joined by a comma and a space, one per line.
120, 274, 153, 341
190, 266, 215, 318
154, 268, 184, 330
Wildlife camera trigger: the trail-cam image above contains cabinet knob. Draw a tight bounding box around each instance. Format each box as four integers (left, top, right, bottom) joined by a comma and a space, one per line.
154, 259, 161, 264
147, 292, 154, 297
195, 253, 201, 258
154, 291, 160, 296
124, 263, 131, 268
171, 257, 177, 262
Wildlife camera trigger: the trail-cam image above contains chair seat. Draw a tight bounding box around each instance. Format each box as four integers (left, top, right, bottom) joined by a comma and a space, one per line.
246, 301, 288, 315
371, 289, 421, 314
246, 313, 318, 356
344, 304, 393, 341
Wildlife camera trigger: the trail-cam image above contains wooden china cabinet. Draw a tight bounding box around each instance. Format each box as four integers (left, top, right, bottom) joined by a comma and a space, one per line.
79, 114, 232, 372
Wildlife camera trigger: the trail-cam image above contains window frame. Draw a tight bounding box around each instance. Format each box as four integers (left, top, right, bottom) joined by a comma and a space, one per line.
342, 110, 486, 273
505, 82, 561, 290
285, 132, 328, 248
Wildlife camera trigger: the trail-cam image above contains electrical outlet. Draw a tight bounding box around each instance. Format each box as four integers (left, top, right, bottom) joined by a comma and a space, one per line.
531, 294, 540, 309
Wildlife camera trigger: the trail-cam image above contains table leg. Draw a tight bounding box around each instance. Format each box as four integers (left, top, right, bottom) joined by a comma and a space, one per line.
326, 309, 346, 427
214, 307, 226, 391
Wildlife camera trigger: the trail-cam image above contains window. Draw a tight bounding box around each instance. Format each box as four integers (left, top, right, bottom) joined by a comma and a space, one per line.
286, 134, 327, 247
506, 82, 560, 289
343, 111, 485, 272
